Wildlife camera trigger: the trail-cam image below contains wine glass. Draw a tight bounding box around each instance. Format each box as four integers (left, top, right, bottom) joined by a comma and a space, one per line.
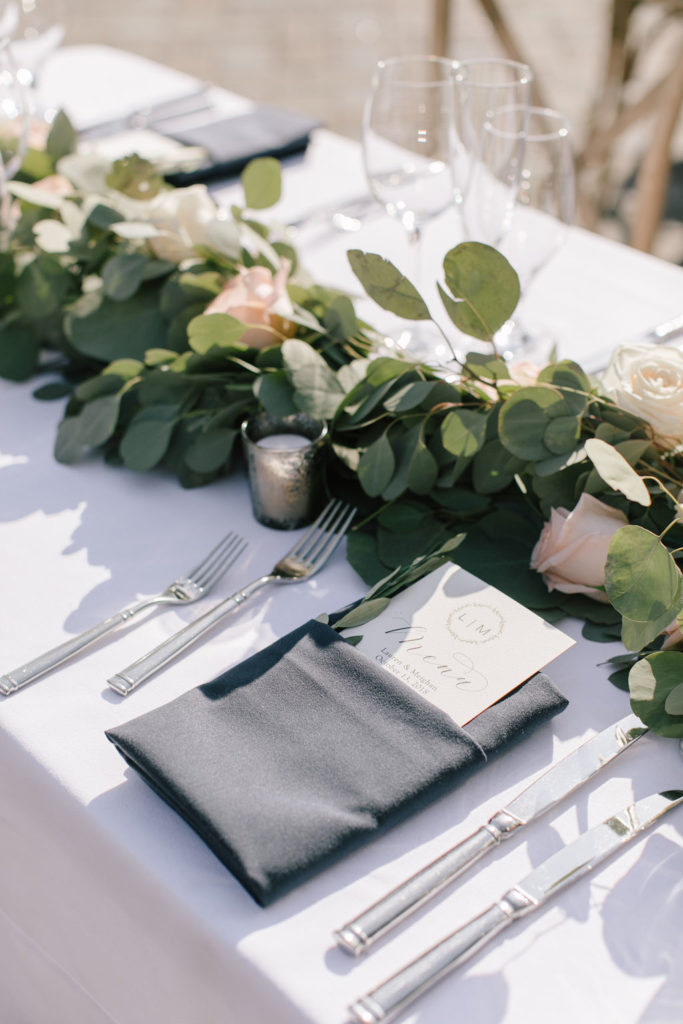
0, 34, 28, 185
0, 0, 65, 119
452, 57, 532, 233
468, 104, 576, 360
362, 55, 458, 361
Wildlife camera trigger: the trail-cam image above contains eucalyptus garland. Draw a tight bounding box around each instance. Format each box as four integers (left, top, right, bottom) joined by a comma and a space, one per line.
1, 132, 681, 738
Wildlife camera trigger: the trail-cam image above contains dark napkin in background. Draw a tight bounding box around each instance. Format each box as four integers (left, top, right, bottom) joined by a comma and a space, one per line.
107, 619, 568, 907
162, 105, 319, 186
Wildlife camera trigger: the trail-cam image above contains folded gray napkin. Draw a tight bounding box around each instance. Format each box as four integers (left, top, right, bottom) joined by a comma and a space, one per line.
163, 105, 318, 185
106, 619, 568, 906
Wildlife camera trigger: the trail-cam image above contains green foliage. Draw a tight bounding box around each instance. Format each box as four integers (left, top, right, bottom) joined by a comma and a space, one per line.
241, 157, 282, 209
629, 652, 683, 736
3, 143, 682, 740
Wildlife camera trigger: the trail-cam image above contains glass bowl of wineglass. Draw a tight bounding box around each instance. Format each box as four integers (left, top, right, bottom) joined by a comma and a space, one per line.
465, 104, 576, 361
362, 54, 458, 362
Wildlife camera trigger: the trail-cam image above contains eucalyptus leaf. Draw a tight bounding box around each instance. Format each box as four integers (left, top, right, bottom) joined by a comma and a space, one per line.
184, 428, 237, 473
119, 405, 179, 471
333, 597, 392, 630
0, 320, 40, 380
68, 288, 168, 362
54, 393, 122, 462
188, 313, 249, 353
241, 157, 282, 209
543, 415, 580, 455
605, 525, 681, 622
33, 381, 72, 401
585, 438, 651, 506
499, 386, 571, 461
384, 381, 435, 413
102, 253, 149, 301
346, 530, 390, 585
358, 432, 395, 497
665, 681, 683, 715
45, 109, 77, 160
347, 250, 430, 320
441, 408, 488, 458
254, 370, 297, 415
629, 652, 683, 736
621, 605, 681, 652
282, 338, 345, 418
472, 438, 525, 494
441, 242, 520, 341
16, 254, 70, 320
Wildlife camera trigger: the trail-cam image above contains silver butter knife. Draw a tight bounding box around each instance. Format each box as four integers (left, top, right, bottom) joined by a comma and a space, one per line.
335, 713, 647, 956
348, 788, 683, 1024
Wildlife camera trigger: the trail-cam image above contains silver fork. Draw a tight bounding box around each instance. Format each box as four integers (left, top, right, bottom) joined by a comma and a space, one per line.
0, 531, 248, 696
107, 498, 356, 697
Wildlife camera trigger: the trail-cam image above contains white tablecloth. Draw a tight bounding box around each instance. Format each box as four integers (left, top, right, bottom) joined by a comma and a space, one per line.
1, 45, 683, 1024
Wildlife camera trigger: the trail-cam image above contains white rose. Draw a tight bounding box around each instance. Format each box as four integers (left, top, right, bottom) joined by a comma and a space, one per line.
203, 260, 297, 349
530, 493, 629, 603
602, 343, 683, 449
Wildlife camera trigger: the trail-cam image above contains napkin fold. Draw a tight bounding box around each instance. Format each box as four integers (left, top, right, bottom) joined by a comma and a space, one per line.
106, 619, 567, 907
162, 105, 319, 185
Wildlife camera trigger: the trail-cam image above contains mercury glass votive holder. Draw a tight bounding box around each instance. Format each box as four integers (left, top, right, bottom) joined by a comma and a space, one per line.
241, 412, 329, 529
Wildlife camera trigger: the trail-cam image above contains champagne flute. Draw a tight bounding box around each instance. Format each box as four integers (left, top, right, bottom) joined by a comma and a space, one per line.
452, 57, 533, 233
469, 104, 576, 359
362, 55, 458, 361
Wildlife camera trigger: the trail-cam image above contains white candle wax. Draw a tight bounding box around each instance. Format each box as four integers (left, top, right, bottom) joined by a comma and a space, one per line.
255, 433, 312, 450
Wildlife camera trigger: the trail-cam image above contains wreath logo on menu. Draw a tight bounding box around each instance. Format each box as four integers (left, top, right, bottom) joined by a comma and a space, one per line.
447, 603, 505, 645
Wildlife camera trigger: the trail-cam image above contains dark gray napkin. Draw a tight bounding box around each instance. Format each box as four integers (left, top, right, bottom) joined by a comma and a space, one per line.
106, 619, 567, 906
163, 105, 318, 185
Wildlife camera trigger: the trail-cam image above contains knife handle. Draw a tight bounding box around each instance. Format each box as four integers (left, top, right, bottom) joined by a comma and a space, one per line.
335, 811, 521, 956
348, 888, 534, 1024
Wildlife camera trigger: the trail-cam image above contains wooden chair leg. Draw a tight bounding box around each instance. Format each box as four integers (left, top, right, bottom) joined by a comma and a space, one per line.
432, 0, 452, 56
630, 41, 683, 252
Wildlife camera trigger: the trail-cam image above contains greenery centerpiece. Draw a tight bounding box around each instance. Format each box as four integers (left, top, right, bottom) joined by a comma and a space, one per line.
1, 125, 681, 739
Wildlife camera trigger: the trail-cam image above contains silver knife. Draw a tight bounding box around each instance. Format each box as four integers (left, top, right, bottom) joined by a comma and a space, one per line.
78, 86, 212, 139
348, 789, 683, 1024
335, 713, 647, 956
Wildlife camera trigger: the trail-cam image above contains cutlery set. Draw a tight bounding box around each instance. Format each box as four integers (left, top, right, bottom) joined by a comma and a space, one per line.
2, 496, 679, 1021
0, 498, 354, 698
339, 715, 681, 1023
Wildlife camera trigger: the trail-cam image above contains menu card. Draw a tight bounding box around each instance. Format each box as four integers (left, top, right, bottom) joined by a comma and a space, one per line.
341, 564, 574, 726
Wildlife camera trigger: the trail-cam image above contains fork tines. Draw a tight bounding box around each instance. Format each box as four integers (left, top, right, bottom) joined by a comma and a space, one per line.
293, 499, 356, 565
190, 532, 249, 590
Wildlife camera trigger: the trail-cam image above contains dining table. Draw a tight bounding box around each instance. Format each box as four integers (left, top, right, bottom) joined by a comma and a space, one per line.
1, 43, 683, 1024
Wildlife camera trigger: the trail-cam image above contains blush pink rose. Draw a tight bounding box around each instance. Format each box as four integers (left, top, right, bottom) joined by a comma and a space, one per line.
33, 174, 74, 196
203, 260, 297, 349
661, 618, 683, 651
530, 493, 629, 603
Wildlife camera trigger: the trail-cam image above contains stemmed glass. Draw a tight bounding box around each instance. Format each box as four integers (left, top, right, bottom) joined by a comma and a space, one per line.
0, 0, 65, 119
468, 104, 576, 359
0, 33, 28, 225
362, 55, 458, 360
452, 57, 533, 233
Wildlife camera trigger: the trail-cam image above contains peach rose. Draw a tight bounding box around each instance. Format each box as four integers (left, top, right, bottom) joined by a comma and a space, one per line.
530, 493, 629, 603
203, 260, 297, 349
34, 174, 74, 197
661, 618, 683, 651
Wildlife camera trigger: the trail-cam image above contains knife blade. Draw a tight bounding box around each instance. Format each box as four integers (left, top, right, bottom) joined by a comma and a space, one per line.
335, 713, 647, 956
78, 86, 212, 140
348, 789, 683, 1024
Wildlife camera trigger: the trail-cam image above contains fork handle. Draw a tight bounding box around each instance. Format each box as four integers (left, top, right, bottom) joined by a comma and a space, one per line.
107, 575, 274, 696
0, 602, 151, 696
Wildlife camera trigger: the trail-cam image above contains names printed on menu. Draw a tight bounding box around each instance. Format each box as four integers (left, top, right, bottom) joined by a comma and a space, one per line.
343, 564, 573, 725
